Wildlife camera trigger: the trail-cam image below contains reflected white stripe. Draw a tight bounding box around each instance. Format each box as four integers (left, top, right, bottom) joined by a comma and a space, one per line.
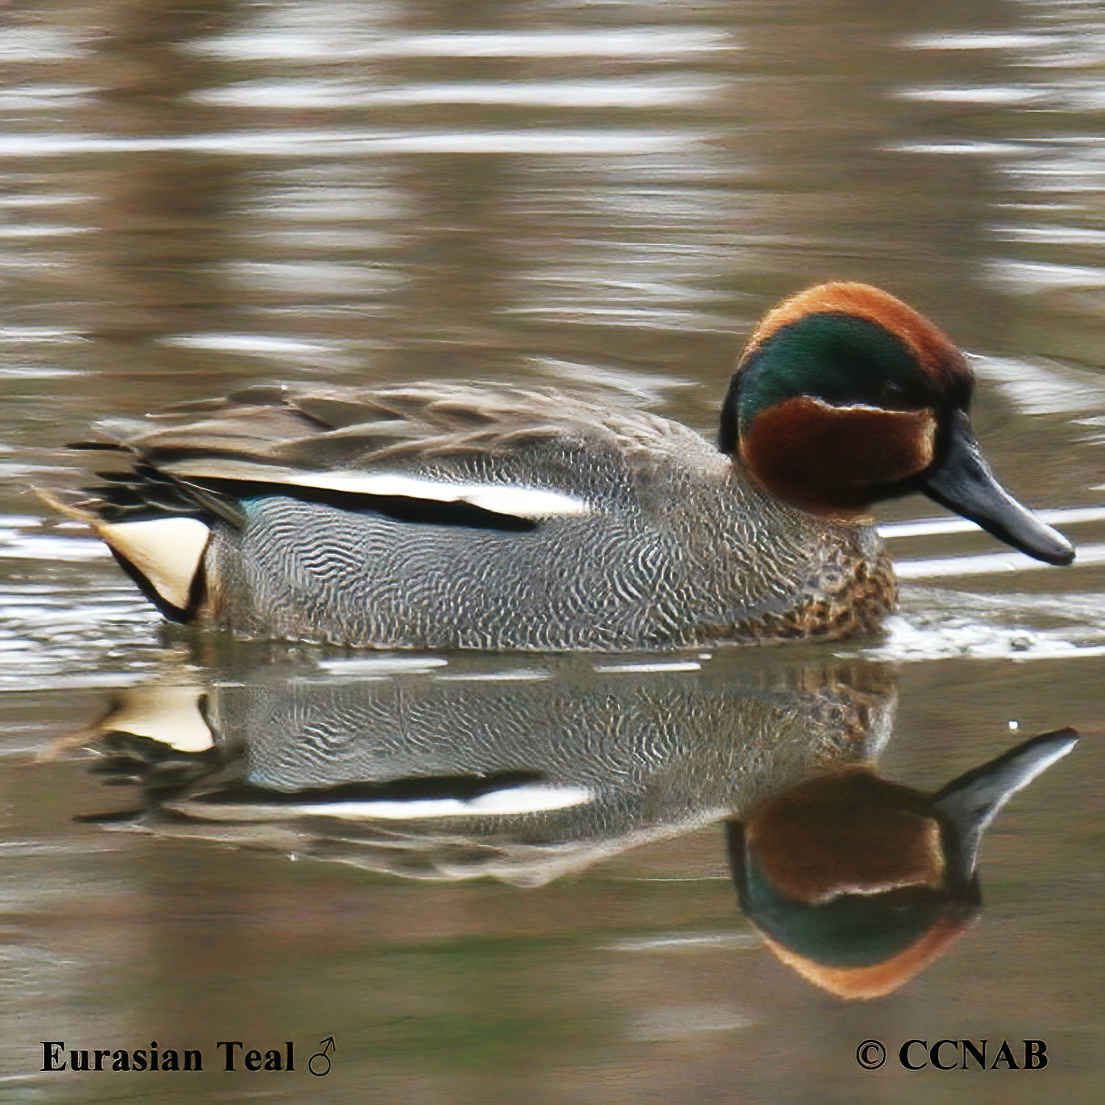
187, 786, 593, 820
896, 86, 1040, 104
0, 368, 80, 379
897, 542, 1105, 579
0, 31, 82, 60
629, 1005, 755, 1041
0, 129, 704, 157
159, 333, 334, 354
0, 225, 90, 238
903, 33, 1052, 51
593, 661, 702, 673
888, 140, 1037, 155
316, 656, 448, 675
0, 194, 91, 208
194, 79, 721, 110
0, 85, 92, 108
993, 225, 1105, 245
433, 670, 552, 682
193, 28, 733, 60
968, 352, 1105, 414
985, 258, 1105, 292
0, 535, 108, 561
606, 933, 760, 951
881, 505, 1105, 538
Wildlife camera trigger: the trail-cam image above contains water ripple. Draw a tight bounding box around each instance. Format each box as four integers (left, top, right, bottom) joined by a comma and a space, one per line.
193, 78, 723, 111
191, 27, 736, 62
0, 129, 709, 158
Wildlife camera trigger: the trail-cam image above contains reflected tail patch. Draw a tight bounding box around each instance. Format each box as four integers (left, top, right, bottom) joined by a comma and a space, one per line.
100, 684, 214, 753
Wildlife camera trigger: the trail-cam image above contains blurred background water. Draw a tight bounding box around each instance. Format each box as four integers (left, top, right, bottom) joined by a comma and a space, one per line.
1, 1, 1104, 1102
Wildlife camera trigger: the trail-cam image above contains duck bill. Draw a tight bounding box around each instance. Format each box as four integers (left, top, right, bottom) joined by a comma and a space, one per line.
931, 727, 1078, 875
920, 410, 1075, 565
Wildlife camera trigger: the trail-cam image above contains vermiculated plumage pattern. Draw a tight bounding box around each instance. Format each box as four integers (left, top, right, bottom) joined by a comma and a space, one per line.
57, 282, 1070, 649
80, 383, 895, 649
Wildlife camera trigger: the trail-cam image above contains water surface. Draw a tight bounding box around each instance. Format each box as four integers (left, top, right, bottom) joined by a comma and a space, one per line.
2, 1, 1104, 1102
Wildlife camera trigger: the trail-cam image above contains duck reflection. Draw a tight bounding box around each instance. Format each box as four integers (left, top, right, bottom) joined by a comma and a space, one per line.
70, 657, 1075, 997
75, 657, 895, 881
727, 728, 1077, 1000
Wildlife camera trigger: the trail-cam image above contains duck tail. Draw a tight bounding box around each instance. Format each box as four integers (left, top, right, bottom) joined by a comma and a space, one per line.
34, 487, 211, 621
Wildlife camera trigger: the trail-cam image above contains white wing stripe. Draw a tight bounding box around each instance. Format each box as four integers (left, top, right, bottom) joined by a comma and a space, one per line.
167, 459, 592, 519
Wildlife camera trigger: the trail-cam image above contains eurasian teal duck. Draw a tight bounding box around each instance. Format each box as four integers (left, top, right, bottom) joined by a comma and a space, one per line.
50, 282, 1073, 650
728, 727, 1078, 999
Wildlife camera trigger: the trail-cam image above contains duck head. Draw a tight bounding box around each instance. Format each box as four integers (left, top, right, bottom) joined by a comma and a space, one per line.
726, 727, 1078, 999
720, 283, 1074, 565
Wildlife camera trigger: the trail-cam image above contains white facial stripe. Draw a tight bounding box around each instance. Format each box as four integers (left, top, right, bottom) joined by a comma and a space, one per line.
810, 398, 887, 413
167, 460, 592, 519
